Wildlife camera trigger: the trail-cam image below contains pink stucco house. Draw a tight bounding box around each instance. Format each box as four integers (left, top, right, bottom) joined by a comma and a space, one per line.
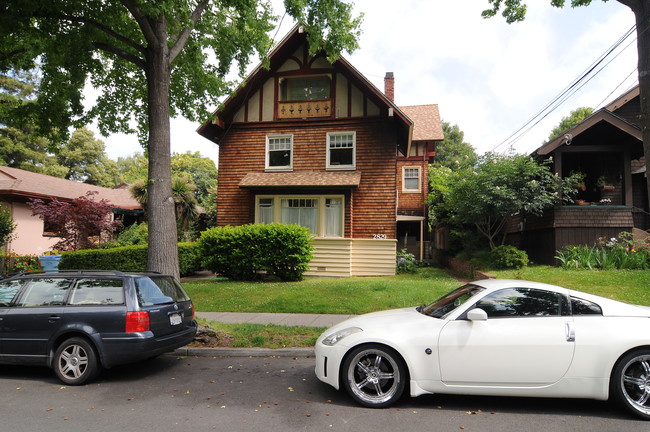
0, 166, 142, 255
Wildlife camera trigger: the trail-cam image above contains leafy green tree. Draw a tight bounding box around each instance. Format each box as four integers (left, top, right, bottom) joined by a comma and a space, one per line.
0, 1, 362, 278
171, 151, 218, 202
0, 206, 16, 247
115, 153, 149, 184
482, 0, 650, 230
430, 153, 578, 250
57, 127, 120, 187
548, 107, 593, 141
435, 122, 478, 169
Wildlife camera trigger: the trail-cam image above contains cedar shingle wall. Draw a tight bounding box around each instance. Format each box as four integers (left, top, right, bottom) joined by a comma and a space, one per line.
216, 118, 398, 239
396, 158, 427, 216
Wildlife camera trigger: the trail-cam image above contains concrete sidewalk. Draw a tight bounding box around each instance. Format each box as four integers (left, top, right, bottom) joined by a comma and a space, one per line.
196, 311, 355, 327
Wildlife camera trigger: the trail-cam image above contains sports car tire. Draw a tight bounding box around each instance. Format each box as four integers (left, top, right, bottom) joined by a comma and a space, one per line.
611, 349, 650, 420
53, 337, 100, 386
341, 344, 407, 408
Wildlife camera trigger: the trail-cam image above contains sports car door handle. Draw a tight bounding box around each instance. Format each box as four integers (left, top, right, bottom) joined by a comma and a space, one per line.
565, 322, 575, 342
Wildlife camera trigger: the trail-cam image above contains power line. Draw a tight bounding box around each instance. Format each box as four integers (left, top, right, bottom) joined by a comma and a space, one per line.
491, 24, 636, 153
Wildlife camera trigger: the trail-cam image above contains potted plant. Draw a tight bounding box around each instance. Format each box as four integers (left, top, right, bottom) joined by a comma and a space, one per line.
38, 249, 62, 273
597, 176, 615, 191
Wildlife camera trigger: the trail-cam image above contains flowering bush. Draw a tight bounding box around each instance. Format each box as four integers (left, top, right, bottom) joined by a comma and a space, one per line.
1, 251, 40, 277
555, 232, 650, 270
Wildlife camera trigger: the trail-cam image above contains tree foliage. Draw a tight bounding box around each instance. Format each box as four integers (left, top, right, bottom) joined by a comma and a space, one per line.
0, 0, 362, 278
27, 191, 122, 250
0, 206, 16, 247
547, 107, 593, 141
57, 127, 120, 187
435, 121, 478, 169
428, 153, 579, 249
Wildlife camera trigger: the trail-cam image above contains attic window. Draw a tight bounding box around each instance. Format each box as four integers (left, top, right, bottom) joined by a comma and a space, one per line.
280, 76, 330, 101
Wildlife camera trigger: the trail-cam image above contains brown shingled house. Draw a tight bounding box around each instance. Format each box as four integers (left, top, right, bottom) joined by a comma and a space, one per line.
0, 166, 142, 255
505, 85, 649, 264
198, 27, 442, 276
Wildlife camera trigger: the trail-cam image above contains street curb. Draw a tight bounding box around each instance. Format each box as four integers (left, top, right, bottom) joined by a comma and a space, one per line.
173, 347, 315, 358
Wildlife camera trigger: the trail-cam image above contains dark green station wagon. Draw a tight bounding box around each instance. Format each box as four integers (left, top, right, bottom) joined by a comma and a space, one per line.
0, 270, 197, 385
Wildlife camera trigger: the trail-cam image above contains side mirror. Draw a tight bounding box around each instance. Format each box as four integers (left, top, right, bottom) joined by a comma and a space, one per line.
467, 308, 488, 321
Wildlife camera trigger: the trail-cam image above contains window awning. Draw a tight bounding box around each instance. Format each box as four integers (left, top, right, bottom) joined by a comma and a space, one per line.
239, 172, 361, 188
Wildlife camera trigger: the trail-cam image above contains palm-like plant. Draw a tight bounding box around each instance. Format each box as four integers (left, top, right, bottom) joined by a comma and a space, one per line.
129, 176, 198, 239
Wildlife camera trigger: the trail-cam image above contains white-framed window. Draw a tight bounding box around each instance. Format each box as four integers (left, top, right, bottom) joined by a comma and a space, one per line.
255, 195, 344, 238
326, 131, 356, 169
402, 167, 421, 192
266, 134, 293, 170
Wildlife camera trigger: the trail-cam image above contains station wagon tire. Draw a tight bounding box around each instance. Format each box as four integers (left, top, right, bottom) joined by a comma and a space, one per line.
341, 344, 407, 408
611, 349, 650, 420
53, 337, 100, 386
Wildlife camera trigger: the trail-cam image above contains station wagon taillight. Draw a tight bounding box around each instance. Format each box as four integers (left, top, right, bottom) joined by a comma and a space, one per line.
126, 311, 150, 333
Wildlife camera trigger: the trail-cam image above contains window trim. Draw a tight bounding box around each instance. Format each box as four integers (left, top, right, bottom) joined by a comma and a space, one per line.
254, 194, 345, 238
402, 166, 422, 193
326, 131, 356, 170
265, 134, 293, 171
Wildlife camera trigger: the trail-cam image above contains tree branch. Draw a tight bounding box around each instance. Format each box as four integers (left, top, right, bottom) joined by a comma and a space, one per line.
92, 42, 146, 69
120, 0, 158, 46
169, 0, 209, 63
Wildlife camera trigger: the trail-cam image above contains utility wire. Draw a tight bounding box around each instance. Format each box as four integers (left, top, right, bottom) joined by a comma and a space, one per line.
491, 24, 636, 153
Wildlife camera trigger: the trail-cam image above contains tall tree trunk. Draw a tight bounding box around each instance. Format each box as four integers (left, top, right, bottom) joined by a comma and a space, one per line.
626, 1, 650, 213
145, 22, 180, 280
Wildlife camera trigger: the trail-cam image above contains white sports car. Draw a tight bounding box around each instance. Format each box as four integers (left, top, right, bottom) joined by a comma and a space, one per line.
314, 279, 650, 419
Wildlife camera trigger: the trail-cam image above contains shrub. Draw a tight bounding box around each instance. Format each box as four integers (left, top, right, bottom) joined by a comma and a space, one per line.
197, 223, 313, 281
555, 232, 650, 270
396, 249, 417, 274
59, 242, 201, 276
101, 222, 149, 248
491, 245, 529, 269
1, 251, 40, 277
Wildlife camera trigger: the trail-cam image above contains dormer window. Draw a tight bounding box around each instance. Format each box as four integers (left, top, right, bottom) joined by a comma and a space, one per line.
277, 75, 332, 119
280, 76, 330, 101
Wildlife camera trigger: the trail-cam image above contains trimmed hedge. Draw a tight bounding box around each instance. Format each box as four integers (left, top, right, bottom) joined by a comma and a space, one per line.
59, 242, 202, 276
197, 223, 313, 281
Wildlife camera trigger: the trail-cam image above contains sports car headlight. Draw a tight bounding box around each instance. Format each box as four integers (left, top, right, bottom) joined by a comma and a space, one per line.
321, 327, 362, 346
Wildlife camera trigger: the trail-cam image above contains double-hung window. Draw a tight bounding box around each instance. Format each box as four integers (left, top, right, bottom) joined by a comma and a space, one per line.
402, 167, 421, 192
266, 135, 293, 170
327, 132, 355, 169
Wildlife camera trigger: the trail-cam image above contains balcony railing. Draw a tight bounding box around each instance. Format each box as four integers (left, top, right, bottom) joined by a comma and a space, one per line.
278, 100, 331, 119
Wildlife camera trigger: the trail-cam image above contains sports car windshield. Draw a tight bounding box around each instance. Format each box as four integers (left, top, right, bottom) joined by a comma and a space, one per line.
419, 284, 485, 319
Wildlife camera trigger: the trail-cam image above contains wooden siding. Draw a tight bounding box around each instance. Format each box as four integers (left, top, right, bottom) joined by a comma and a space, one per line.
396, 158, 428, 217
216, 118, 398, 239
304, 238, 396, 277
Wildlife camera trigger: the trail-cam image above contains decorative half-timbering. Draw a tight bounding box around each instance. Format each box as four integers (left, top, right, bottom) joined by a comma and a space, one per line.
198, 26, 442, 276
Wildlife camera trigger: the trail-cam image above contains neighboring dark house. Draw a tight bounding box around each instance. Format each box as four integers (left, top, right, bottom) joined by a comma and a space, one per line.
198, 26, 442, 276
505, 86, 649, 264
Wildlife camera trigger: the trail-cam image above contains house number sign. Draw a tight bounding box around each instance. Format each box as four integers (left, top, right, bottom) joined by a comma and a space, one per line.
372, 234, 387, 240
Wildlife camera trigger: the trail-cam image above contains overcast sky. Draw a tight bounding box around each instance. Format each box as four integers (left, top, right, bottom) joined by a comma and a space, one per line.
95, 0, 638, 164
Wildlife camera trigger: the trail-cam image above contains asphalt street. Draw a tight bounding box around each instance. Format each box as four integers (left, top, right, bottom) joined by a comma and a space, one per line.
0, 353, 646, 432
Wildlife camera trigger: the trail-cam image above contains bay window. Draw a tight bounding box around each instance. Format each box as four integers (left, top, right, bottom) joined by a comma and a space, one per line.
255, 195, 344, 237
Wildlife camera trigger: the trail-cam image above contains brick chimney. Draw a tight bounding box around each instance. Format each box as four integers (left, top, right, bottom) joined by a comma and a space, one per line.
384, 72, 394, 102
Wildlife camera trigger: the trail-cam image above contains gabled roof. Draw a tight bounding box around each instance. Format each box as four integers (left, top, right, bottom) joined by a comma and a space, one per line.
606, 85, 639, 112
399, 105, 444, 141
536, 109, 641, 155
197, 25, 413, 153
0, 166, 141, 209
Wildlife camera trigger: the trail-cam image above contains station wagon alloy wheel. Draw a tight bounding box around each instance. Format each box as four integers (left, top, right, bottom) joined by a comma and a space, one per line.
342, 344, 406, 408
54, 337, 99, 385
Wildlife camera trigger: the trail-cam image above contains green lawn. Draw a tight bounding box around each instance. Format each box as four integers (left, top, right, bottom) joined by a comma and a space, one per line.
183, 266, 650, 348
183, 267, 459, 314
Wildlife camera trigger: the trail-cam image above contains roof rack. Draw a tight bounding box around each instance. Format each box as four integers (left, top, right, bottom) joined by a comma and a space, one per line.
5, 269, 164, 278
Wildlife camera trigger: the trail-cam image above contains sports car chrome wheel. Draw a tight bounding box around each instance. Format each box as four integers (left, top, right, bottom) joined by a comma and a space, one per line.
341, 344, 406, 408
612, 350, 650, 420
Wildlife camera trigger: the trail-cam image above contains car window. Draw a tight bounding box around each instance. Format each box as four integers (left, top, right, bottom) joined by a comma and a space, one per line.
571, 297, 603, 315
16, 278, 72, 307
135, 276, 190, 306
475, 288, 565, 318
420, 284, 485, 319
0, 280, 22, 306
69, 279, 125, 306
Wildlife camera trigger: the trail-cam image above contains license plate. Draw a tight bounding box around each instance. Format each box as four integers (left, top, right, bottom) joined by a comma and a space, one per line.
169, 313, 182, 325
